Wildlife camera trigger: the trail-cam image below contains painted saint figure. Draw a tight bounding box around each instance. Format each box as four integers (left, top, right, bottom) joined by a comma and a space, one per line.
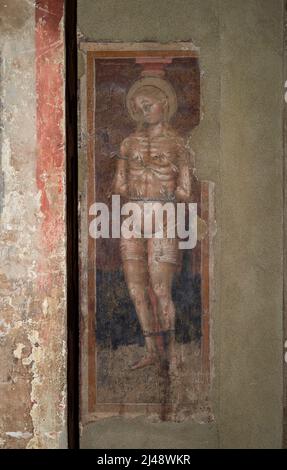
113, 76, 192, 371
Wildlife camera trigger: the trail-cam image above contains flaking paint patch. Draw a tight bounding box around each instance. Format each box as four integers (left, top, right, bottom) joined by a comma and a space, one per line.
42, 297, 49, 316
22, 331, 42, 366
6, 431, 33, 439
13, 343, 26, 359
0, 318, 12, 338
25, 297, 67, 448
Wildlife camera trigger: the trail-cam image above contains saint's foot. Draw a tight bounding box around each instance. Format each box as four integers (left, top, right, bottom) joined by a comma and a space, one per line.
130, 354, 158, 370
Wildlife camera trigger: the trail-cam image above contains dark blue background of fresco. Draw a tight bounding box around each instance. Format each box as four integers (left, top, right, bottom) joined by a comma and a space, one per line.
96, 250, 201, 349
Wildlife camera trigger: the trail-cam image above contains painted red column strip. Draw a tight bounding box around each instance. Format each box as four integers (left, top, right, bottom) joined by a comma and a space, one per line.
35, 0, 65, 290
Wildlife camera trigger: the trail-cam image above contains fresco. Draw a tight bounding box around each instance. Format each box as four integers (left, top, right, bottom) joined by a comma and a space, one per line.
80, 44, 214, 422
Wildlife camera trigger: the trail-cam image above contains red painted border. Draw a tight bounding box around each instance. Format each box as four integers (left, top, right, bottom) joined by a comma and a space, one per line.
35, 0, 65, 290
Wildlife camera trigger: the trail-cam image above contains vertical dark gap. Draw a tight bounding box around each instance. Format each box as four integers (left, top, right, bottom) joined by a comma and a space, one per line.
65, 0, 79, 449
283, 0, 287, 451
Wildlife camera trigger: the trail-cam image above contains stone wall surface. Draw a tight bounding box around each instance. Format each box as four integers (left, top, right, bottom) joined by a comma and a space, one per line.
0, 0, 66, 449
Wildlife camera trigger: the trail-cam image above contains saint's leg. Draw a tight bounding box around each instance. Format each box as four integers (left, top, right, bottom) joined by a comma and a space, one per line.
148, 238, 178, 370
122, 254, 159, 369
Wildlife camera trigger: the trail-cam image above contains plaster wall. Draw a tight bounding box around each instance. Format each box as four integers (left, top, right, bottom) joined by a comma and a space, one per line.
78, 0, 283, 449
0, 0, 66, 449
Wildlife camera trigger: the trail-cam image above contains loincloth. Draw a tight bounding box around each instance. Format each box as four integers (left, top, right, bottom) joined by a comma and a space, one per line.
120, 236, 180, 265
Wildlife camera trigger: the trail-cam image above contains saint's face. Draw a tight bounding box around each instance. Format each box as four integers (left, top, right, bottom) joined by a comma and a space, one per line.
133, 93, 166, 125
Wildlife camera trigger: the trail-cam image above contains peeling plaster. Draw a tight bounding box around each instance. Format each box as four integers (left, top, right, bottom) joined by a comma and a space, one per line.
13, 343, 26, 360
0, 0, 66, 449
6, 431, 33, 439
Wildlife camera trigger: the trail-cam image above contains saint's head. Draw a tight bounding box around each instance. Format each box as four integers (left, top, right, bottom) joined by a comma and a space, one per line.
126, 77, 177, 127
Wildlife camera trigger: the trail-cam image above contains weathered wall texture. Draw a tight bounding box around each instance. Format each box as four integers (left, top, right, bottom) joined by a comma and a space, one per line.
0, 0, 66, 449
78, 0, 283, 448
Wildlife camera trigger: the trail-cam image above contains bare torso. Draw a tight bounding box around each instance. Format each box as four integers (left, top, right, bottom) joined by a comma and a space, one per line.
114, 124, 191, 204
125, 130, 179, 200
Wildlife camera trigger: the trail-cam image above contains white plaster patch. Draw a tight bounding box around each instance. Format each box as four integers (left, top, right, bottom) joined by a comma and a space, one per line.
42, 298, 49, 316
0, 319, 12, 337
22, 330, 42, 366
5, 431, 33, 439
13, 342, 26, 359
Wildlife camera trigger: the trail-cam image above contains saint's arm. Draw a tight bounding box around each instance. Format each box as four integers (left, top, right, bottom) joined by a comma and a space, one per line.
174, 138, 192, 202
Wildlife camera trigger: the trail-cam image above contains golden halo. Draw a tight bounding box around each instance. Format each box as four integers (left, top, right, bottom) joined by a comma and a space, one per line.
126, 77, 178, 122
